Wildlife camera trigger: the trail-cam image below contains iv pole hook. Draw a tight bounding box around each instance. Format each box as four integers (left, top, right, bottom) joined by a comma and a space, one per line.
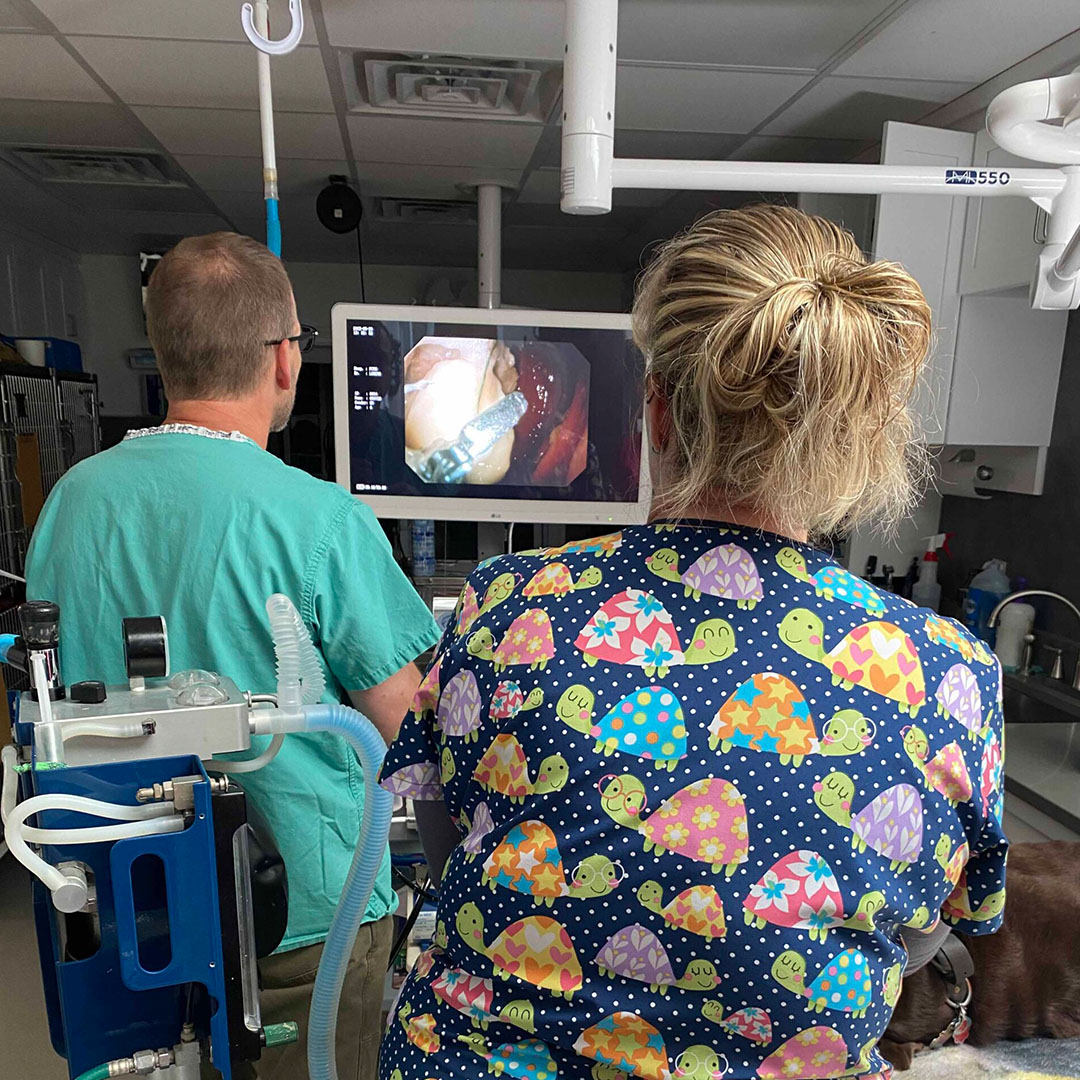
241, 0, 303, 55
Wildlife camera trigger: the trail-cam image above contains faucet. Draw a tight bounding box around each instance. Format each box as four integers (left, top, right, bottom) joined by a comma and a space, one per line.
988, 590, 1080, 690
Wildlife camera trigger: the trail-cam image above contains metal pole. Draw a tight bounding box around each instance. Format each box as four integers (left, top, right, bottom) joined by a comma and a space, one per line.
253, 0, 281, 255
477, 183, 502, 309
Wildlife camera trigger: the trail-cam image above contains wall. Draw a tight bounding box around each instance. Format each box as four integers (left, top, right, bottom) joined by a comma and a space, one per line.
79, 256, 630, 416
939, 308, 1080, 636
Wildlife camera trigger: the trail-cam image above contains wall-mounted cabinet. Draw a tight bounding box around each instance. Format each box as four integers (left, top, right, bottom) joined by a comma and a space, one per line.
875, 121, 1067, 456
0, 225, 83, 341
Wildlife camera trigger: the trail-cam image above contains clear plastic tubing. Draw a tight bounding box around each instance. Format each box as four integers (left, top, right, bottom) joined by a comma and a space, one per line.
266, 593, 325, 712
21, 815, 184, 846
5, 795, 174, 897
301, 702, 392, 1080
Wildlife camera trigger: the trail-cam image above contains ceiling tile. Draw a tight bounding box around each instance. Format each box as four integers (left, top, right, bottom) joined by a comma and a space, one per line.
0, 1, 39, 30
0, 99, 149, 147
322, 0, 564, 59
176, 154, 350, 195
618, 0, 896, 68
31, 0, 317, 44
615, 129, 743, 160
133, 107, 345, 159
760, 75, 970, 139
736, 134, 875, 163
835, 0, 1080, 82
353, 161, 521, 200
615, 65, 811, 132
71, 39, 333, 112
0, 34, 109, 101
346, 115, 541, 168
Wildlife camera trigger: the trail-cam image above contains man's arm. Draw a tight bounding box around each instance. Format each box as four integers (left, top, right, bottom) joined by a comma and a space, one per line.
413, 799, 460, 885
347, 661, 422, 745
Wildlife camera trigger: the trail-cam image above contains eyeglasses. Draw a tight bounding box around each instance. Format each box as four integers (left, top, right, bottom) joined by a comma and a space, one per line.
265, 323, 318, 353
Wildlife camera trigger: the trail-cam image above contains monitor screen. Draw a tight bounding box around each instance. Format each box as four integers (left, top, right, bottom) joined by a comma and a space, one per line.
332, 304, 648, 523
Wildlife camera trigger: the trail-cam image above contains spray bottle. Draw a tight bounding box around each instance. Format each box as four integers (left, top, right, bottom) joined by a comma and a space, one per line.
963, 558, 1011, 644
911, 533, 949, 612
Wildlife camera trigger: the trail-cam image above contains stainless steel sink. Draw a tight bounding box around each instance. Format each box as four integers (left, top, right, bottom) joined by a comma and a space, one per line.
1002, 671, 1080, 724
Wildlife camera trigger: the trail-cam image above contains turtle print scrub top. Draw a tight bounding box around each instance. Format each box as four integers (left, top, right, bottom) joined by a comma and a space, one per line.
379, 523, 1007, 1080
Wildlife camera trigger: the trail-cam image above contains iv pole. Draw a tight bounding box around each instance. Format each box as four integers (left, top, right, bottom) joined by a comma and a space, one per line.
560, 0, 1080, 309
241, 0, 304, 257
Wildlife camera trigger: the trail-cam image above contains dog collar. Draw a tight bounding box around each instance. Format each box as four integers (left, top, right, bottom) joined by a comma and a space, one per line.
927, 932, 975, 1048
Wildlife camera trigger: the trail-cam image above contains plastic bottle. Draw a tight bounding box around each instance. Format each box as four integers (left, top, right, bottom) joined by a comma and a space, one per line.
911, 533, 949, 612
411, 519, 435, 578
963, 559, 1010, 644
911, 550, 942, 612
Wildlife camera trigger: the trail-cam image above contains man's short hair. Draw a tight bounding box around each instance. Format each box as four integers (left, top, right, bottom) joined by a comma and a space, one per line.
145, 232, 295, 400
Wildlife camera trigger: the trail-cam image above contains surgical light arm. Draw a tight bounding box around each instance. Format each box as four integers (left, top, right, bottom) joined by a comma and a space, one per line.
560, 0, 1080, 309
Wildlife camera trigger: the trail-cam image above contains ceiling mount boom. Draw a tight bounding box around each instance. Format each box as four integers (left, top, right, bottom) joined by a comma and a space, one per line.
559, 0, 1080, 308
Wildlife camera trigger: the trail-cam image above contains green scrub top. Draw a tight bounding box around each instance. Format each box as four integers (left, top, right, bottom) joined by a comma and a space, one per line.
26, 425, 440, 951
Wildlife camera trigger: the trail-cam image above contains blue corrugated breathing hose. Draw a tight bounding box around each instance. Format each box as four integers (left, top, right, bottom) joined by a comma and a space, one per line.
301, 702, 392, 1080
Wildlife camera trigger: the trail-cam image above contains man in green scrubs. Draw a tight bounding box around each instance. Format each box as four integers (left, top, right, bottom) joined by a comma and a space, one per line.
26, 232, 440, 1079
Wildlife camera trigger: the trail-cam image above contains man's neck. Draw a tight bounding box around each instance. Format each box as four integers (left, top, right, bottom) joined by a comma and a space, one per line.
164, 400, 269, 449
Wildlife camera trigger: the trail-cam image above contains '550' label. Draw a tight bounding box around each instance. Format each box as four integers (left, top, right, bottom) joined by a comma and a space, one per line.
945, 168, 1011, 185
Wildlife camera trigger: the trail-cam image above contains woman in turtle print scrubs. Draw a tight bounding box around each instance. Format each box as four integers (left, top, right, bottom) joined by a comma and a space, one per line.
378, 205, 1007, 1080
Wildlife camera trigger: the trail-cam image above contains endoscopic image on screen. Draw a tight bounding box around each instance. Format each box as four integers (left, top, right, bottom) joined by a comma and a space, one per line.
345, 319, 642, 504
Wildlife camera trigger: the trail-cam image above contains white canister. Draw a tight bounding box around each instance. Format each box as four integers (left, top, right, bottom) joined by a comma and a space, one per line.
14, 338, 47, 366
994, 602, 1035, 671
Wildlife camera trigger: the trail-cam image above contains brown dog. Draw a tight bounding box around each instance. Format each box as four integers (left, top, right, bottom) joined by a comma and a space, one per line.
881, 842, 1080, 1070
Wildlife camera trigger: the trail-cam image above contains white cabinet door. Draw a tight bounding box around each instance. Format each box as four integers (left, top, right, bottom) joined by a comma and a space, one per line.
944, 295, 1067, 446
958, 129, 1043, 296
875, 122, 974, 443
9, 237, 48, 337
59, 258, 83, 340
0, 233, 16, 336
43, 255, 66, 339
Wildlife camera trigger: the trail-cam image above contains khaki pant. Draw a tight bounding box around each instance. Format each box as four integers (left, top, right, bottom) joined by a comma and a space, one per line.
232, 914, 394, 1080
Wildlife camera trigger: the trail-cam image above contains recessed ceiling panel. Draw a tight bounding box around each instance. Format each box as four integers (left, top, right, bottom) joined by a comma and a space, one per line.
322, 0, 564, 60
31, 0, 317, 44
736, 134, 875, 164
176, 154, 351, 195
0, 34, 108, 101
614, 128, 744, 160
835, 0, 1080, 82
134, 107, 345, 159
72, 39, 333, 112
0, 100, 148, 147
616, 65, 811, 132
353, 161, 520, 200
0, 0, 38, 30
761, 75, 970, 139
346, 114, 541, 168
618, 0, 897, 68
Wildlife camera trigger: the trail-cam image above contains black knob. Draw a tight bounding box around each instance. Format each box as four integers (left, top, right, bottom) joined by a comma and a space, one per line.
70, 680, 106, 704
20, 601, 60, 649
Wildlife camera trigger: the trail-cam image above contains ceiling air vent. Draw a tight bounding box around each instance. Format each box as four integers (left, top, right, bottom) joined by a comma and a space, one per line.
4, 147, 184, 187
342, 51, 561, 123
375, 198, 477, 224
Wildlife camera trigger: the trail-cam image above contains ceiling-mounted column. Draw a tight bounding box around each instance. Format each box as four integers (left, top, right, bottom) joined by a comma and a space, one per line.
477, 182, 502, 309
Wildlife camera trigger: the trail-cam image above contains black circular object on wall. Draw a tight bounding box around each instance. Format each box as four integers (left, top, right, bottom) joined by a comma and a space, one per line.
316, 175, 362, 234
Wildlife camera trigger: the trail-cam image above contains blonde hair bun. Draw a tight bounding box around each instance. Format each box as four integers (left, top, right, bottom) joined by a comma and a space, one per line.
633, 203, 932, 538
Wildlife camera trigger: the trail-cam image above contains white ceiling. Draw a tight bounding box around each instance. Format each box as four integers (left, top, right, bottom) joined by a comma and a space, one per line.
0, 0, 1078, 270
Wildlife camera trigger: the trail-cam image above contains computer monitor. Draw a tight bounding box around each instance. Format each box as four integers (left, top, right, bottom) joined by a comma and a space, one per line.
331, 304, 649, 524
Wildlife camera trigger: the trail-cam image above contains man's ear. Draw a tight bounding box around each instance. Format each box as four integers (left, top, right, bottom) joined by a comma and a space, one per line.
273, 342, 294, 391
